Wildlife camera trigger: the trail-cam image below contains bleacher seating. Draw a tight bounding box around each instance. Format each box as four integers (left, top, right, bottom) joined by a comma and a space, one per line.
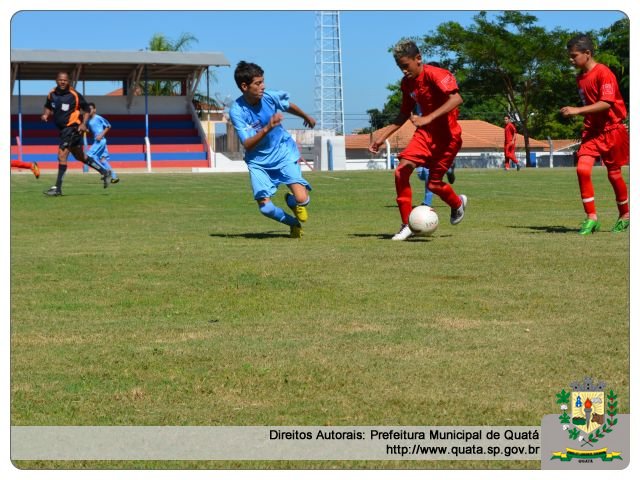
10, 114, 209, 169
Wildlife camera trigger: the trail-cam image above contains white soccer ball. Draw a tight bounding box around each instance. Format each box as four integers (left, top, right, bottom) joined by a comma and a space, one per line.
408, 205, 439, 236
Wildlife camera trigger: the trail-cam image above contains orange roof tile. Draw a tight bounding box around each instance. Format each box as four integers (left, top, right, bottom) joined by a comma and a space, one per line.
345, 119, 549, 150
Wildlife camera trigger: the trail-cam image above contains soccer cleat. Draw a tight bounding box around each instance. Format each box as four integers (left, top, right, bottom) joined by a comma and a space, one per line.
611, 218, 629, 233
43, 186, 62, 196
516, 162, 521, 171
102, 170, 112, 189
578, 218, 601, 235
31, 162, 40, 179
285, 193, 308, 222
111, 176, 120, 184
392, 224, 414, 241
446, 165, 456, 184
450, 194, 468, 225
289, 224, 303, 239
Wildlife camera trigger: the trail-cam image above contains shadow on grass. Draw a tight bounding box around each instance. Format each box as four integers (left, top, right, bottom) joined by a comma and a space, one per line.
209, 232, 290, 239
509, 225, 578, 234
350, 233, 436, 241
41, 192, 110, 197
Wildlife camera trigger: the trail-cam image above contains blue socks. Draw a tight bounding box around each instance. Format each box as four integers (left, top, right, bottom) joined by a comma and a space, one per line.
99, 158, 118, 178
259, 201, 298, 226
416, 167, 432, 206
285, 193, 310, 209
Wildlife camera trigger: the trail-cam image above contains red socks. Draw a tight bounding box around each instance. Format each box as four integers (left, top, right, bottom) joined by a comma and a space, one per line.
11, 160, 32, 170
576, 156, 597, 217
608, 167, 629, 218
394, 163, 414, 224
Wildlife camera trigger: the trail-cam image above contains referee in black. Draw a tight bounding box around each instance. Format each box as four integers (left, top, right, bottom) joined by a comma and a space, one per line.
41, 71, 112, 196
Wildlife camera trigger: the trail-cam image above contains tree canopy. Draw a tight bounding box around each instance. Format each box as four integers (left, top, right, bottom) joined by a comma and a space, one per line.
140, 32, 220, 109
364, 13, 629, 155
143, 32, 198, 96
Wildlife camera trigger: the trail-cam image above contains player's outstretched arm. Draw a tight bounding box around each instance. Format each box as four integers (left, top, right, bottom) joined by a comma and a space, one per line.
41, 107, 52, 122
97, 125, 111, 142
242, 113, 283, 151
560, 100, 611, 118
368, 112, 410, 153
411, 92, 463, 128
287, 102, 316, 129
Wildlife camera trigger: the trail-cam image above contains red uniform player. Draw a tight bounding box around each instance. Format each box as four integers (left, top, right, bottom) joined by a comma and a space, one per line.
11, 160, 40, 178
503, 116, 520, 171
560, 34, 629, 234
369, 40, 467, 241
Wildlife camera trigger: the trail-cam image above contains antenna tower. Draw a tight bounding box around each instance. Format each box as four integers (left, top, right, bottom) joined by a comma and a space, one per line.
314, 11, 345, 135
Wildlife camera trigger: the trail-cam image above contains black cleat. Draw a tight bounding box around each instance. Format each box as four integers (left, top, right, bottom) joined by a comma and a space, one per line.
44, 186, 62, 196
102, 170, 112, 189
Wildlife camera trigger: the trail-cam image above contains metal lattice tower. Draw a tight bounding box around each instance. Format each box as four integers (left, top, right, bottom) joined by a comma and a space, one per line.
314, 11, 345, 135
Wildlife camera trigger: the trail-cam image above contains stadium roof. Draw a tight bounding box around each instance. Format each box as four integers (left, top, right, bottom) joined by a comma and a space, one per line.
10, 49, 230, 82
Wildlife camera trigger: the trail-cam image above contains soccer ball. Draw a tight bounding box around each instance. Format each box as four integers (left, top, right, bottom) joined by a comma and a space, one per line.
408, 205, 439, 236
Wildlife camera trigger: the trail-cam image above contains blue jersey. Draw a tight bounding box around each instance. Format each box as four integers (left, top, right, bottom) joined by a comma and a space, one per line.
229, 90, 300, 168
87, 114, 111, 140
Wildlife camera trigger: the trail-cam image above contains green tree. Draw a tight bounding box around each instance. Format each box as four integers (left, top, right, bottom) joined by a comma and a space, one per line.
143, 32, 198, 95
597, 18, 629, 105
366, 16, 628, 145
363, 83, 402, 133
418, 11, 575, 165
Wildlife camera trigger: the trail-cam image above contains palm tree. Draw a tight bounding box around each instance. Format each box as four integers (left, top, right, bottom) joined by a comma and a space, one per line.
143, 33, 198, 95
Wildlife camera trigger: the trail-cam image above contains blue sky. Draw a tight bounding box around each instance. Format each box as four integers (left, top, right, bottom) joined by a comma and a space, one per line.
10, 10, 627, 133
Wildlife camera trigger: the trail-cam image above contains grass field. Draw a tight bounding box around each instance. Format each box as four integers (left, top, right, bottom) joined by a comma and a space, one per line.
10, 167, 629, 469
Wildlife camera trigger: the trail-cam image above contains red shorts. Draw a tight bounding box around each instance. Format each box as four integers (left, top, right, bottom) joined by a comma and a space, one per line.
398, 128, 462, 180
577, 124, 629, 168
504, 143, 516, 161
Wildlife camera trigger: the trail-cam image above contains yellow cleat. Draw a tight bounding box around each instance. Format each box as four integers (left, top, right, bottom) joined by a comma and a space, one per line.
286, 193, 308, 222
289, 224, 303, 238
31, 162, 40, 179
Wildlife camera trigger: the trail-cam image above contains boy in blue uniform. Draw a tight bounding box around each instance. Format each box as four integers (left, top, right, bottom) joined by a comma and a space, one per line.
416, 164, 456, 206
87, 103, 119, 183
229, 61, 315, 238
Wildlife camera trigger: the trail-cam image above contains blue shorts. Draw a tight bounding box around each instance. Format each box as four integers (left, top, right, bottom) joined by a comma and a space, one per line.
88, 139, 110, 161
248, 160, 311, 200
416, 167, 430, 181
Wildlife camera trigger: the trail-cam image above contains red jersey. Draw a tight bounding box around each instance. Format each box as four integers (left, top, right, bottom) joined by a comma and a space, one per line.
504, 122, 517, 146
400, 64, 461, 135
576, 63, 626, 134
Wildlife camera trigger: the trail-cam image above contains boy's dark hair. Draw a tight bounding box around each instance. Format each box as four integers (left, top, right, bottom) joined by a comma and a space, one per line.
392, 40, 420, 61
88, 102, 96, 109
234, 61, 264, 89
567, 34, 595, 53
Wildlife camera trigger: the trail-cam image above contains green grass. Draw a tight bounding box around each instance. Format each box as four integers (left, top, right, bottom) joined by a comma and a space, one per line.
10, 167, 629, 469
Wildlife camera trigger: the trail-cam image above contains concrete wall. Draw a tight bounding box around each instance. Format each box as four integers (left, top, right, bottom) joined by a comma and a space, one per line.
344, 151, 577, 170
313, 136, 346, 171
11, 95, 190, 115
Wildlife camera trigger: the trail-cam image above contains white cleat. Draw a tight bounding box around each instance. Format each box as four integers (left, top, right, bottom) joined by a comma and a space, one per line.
392, 224, 414, 241
450, 194, 468, 225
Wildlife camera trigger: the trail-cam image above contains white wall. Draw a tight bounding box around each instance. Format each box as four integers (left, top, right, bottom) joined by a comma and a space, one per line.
11, 95, 190, 115
313, 136, 346, 171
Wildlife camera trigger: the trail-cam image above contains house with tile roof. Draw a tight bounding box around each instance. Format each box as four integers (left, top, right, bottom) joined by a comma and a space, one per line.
344, 119, 554, 168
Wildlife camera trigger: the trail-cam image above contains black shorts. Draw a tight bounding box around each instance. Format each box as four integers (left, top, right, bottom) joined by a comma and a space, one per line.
59, 125, 83, 150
